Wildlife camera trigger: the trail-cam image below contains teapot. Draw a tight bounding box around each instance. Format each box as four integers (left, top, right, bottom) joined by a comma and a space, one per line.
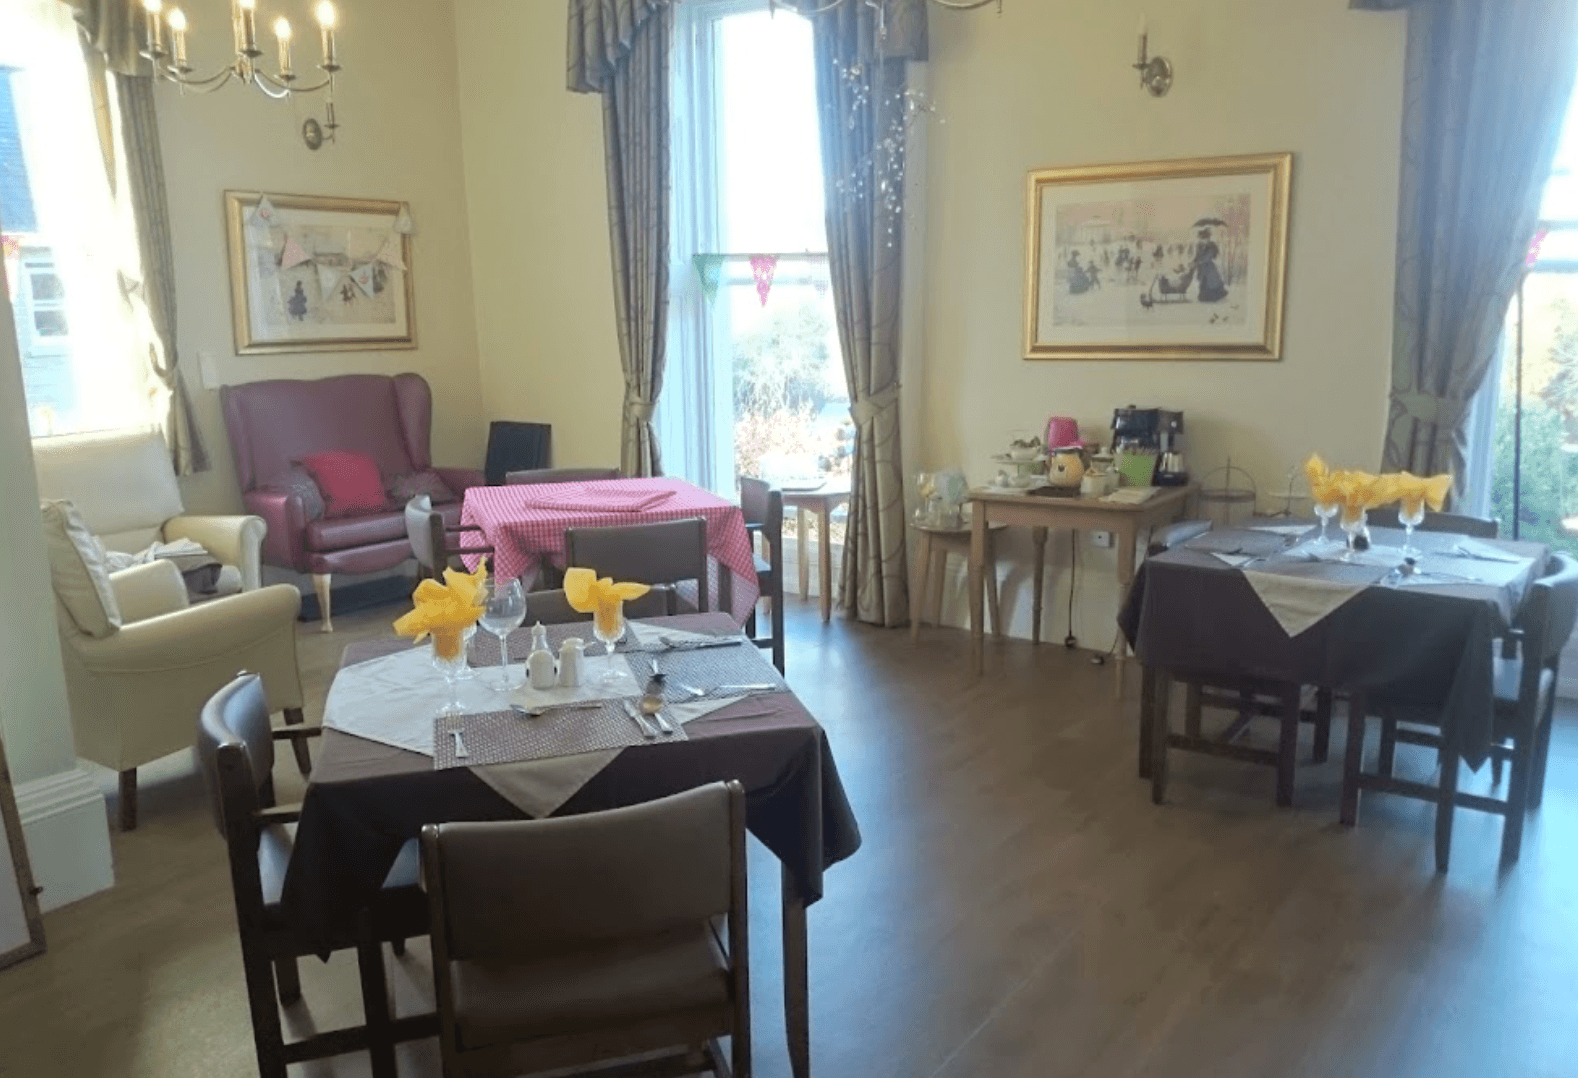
1046, 448, 1086, 490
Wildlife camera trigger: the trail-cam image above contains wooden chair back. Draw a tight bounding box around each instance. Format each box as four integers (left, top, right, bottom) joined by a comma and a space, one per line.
405, 495, 448, 579
565, 517, 710, 613
1367, 507, 1499, 538
740, 477, 785, 672
1520, 553, 1578, 693
504, 467, 624, 486
525, 586, 677, 624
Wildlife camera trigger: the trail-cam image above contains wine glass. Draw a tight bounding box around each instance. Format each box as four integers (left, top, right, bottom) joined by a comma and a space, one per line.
1339, 507, 1369, 562
1398, 498, 1426, 556
593, 599, 627, 684
479, 577, 527, 690
1313, 499, 1339, 547
431, 626, 476, 718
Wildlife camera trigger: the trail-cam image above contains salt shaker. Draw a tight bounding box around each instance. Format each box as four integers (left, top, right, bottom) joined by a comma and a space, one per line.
557, 637, 584, 688
527, 623, 557, 690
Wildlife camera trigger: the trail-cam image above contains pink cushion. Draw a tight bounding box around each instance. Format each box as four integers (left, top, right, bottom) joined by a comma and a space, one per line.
296, 451, 391, 518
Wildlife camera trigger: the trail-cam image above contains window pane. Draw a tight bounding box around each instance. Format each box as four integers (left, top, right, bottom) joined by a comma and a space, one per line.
27, 269, 62, 301
31, 308, 65, 336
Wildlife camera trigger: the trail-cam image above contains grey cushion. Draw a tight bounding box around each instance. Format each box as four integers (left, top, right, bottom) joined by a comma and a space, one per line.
388, 469, 457, 505
259, 466, 326, 522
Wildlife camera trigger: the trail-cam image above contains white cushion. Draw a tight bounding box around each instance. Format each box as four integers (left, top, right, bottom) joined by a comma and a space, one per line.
41, 500, 122, 639
33, 429, 184, 539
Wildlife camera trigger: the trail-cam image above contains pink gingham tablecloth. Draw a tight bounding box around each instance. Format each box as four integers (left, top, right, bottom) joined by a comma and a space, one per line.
461, 478, 761, 625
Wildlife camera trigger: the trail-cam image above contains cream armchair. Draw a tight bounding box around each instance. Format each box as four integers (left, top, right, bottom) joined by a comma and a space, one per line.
41, 499, 308, 831
33, 428, 265, 594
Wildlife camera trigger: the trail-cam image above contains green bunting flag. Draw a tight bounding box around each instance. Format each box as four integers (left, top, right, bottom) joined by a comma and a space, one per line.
693, 254, 726, 304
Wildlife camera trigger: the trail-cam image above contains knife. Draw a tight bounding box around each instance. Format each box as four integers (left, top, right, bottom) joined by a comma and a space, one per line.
621, 700, 659, 740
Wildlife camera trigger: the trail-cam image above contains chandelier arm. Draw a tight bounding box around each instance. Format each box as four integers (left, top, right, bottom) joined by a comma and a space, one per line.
247, 73, 294, 100
251, 70, 334, 95
925, 0, 1002, 9
166, 67, 241, 94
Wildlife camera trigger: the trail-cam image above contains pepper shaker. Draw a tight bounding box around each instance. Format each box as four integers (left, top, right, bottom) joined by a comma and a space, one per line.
527, 623, 557, 690
557, 637, 584, 688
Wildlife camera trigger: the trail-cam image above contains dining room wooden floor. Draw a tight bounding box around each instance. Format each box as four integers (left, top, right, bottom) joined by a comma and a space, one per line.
3, 596, 1576, 1078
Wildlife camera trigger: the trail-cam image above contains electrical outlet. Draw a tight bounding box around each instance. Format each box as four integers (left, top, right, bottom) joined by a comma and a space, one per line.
1090, 530, 1114, 549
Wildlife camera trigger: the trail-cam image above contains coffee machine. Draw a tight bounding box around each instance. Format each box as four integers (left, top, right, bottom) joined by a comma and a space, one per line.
1154, 410, 1189, 486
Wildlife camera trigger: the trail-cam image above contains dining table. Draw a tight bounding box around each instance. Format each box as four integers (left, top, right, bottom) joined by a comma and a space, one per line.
282, 613, 860, 1078
1118, 522, 1549, 808
461, 477, 762, 626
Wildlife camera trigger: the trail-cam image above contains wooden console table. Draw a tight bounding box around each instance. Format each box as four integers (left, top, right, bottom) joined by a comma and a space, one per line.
784, 481, 851, 624
967, 484, 1199, 686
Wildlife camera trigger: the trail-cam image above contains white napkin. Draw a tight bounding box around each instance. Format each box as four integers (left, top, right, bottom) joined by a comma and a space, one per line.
1212, 553, 1256, 568
1242, 566, 1384, 637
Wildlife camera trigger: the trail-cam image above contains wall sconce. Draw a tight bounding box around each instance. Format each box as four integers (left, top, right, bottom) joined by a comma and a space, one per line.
1134, 15, 1173, 97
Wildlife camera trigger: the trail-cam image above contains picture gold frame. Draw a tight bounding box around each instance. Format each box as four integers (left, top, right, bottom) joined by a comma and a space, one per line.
1023, 152, 1292, 361
224, 191, 417, 355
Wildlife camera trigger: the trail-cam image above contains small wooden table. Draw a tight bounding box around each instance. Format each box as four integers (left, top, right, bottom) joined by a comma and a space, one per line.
784, 481, 851, 624
968, 484, 1198, 686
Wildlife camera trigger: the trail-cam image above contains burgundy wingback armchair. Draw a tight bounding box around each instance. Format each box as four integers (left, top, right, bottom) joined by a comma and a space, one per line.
220, 373, 484, 630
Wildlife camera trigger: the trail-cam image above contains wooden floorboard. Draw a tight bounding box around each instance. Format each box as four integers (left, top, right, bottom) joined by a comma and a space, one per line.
1, 597, 1575, 1077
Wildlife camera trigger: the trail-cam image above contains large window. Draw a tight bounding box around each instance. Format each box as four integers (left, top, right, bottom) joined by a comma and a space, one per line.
0, 0, 149, 439
660, 2, 849, 495
1487, 81, 1578, 554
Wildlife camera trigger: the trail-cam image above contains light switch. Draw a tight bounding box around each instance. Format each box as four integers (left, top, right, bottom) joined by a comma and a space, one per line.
197, 350, 221, 390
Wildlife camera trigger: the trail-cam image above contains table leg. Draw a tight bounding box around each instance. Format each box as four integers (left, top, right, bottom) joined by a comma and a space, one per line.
782, 865, 810, 1078
818, 503, 833, 624
1340, 692, 1367, 826
911, 531, 933, 642
1150, 671, 1172, 804
1030, 527, 1048, 645
986, 532, 1003, 639
969, 502, 987, 677
797, 508, 810, 601
1138, 662, 1157, 779
929, 547, 947, 632
1113, 523, 1139, 698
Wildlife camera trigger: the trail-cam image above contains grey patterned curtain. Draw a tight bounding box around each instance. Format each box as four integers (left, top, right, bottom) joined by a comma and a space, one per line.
1356, 0, 1578, 489
63, 0, 209, 474
568, 0, 671, 477
813, 2, 925, 627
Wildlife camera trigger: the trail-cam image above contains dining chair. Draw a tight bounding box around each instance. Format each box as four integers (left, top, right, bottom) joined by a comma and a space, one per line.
566, 517, 711, 614
197, 674, 432, 1078
504, 467, 625, 485
1366, 507, 1499, 538
524, 586, 677, 624
1343, 552, 1578, 871
740, 478, 785, 673
1142, 519, 1333, 806
420, 781, 751, 1078
406, 495, 494, 580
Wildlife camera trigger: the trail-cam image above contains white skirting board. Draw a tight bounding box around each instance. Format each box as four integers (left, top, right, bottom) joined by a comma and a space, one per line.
14, 769, 113, 912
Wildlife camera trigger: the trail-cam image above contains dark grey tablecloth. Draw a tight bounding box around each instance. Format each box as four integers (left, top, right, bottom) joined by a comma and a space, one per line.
283, 614, 862, 943
1118, 527, 1547, 771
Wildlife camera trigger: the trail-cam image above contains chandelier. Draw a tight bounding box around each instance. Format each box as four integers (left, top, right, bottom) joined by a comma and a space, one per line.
138, 0, 344, 150
767, 0, 1001, 33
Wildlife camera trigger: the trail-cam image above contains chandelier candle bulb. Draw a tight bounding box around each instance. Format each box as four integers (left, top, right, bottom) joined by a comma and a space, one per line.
274, 17, 292, 78
143, 0, 163, 56
236, 0, 258, 56
167, 8, 187, 69
316, 1, 338, 69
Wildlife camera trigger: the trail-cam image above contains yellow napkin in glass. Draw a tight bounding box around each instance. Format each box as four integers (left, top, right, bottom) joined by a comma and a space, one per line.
1305, 454, 1340, 508
1328, 469, 1397, 525
393, 564, 488, 660
1391, 471, 1453, 516
564, 567, 651, 639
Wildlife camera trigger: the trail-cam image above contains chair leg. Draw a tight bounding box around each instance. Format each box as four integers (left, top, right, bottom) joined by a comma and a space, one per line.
1150, 672, 1172, 805
390, 937, 406, 957
274, 956, 301, 1004
118, 769, 137, 832
243, 948, 289, 1078
355, 936, 397, 1078
1312, 688, 1332, 764
1378, 712, 1397, 778
1275, 685, 1299, 808
1340, 694, 1366, 827
1183, 682, 1202, 739
1502, 734, 1535, 865
1492, 747, 1505, 786
282, 707, 313, 777
1530, 707, 1556, 810
771, 577, 785, 674
1434, 761, 1458, 874
312, 573, 334, 633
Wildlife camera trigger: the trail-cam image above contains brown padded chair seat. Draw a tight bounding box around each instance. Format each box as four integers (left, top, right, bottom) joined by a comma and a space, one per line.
450, 926, 730, 1050
307, 503, 462, 552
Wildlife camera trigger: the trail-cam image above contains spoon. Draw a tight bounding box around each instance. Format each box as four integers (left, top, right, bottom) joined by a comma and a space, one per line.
639, 680, 676, 736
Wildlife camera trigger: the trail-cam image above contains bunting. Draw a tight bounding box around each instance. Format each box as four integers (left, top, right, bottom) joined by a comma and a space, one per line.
373, 233, 406, 269
317, 263, 346, 299
750, 254, 779, 307
394, 203, 414, 235
247, 195, 278, 228
692, 254, 725, 304
350, 262, 377, 296
279, 233, 312, 270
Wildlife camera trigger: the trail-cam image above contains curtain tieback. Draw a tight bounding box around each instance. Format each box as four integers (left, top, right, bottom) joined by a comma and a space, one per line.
624, 396, 656, 422
1391, 390, 1466, 429
850, 383, 901, 427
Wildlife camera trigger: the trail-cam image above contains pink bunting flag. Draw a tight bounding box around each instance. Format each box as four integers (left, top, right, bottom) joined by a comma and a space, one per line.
279, 233, 312, 270
750, 254, 779, 308
1527, 226, 1551, 268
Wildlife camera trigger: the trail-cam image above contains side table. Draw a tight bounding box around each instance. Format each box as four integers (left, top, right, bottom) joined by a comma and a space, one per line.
912, 522, 1005, 641
784, 482, 851, 624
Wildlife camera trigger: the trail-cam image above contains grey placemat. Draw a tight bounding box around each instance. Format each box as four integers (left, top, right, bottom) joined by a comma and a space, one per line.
433, 702, 685, 770
623, 641, 787, 703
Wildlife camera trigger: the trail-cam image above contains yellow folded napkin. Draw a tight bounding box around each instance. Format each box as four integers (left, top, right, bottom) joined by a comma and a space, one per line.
1329, 469, 1395, 525
564, 567, 651, 639
1392, 470, 1453, 516
394, 564, 488, 660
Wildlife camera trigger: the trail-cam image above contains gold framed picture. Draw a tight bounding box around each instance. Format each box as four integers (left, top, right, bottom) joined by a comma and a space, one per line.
224, 191, 416, 354
1023, 152, 1292, 361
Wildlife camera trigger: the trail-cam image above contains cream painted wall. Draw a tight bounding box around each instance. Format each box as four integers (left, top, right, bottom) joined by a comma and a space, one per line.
455, 0, 627, 470
920, 0, 1408, 642
157, 0, 485, 516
